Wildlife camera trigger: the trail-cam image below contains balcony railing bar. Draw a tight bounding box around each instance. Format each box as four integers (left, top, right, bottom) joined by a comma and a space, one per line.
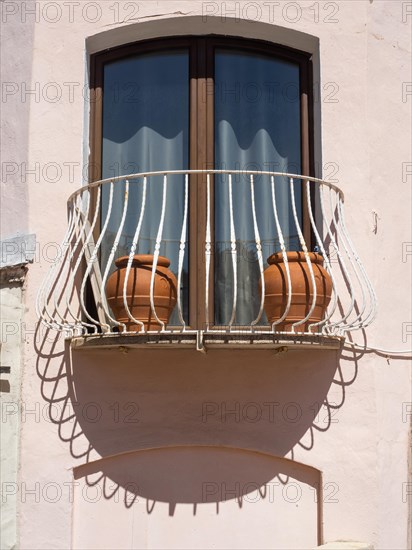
330, 189, 368, 330
122, 175, 147, 332
326, 185, 376, 332
80, 181, 114, 331
67, 170, 344, 202
205, 173, 212, 332
36, 201, 75, 330
41, 198, 81, 332
319, 185, 356, 333
65, 185, 101, 333
249, 173, 265, 327
338, 199, 377, 331
99, 179, 130, 332
305, 180, 339, 330
227, 173, 237, 329
270, 175, 292, 331
177, 174, 189, 329
149, 174, 168, 331
290, 176, 317, 331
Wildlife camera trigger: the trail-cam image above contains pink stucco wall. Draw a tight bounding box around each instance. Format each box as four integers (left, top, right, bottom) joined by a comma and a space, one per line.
1, 1, 411, 548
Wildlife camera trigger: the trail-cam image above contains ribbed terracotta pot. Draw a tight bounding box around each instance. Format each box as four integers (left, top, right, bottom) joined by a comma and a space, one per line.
106, 254, 177, 331
259, 251, 332, 332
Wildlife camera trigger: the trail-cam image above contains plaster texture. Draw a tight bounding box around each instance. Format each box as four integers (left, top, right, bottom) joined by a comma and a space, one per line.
315, 543, 374, 550
0, 277, 25, 549
1, 1, 411, 549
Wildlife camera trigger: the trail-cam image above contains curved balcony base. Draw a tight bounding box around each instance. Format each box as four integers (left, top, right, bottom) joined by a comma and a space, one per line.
70, 331, 344, 353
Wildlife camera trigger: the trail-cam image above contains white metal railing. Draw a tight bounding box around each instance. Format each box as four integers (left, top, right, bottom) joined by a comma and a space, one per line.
37, 170, 377, 341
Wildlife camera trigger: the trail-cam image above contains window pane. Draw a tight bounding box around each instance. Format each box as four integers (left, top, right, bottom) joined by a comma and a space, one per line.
214, 49, 302, 325
101, 50, 189, 324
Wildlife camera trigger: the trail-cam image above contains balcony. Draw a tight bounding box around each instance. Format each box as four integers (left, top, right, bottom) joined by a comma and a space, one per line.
37, 170, 376, 351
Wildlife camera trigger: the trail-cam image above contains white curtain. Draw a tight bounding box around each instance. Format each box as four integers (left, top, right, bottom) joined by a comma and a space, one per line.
101, 48, 302, 327
101, 51, 189, 322
214, 50, 302, 325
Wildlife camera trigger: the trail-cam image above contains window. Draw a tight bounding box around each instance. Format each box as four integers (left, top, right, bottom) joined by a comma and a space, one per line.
89, 36, 313, 330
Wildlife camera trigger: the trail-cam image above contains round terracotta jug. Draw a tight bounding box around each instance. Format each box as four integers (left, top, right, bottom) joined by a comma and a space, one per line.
106, 254, 177, 331
260, 251, 332, 332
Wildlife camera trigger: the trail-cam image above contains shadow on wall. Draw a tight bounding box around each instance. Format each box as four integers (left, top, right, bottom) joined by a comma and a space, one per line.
72, 446, 323, 548
73, 446, 321, 512
34, 325, 366, 546
34, 327, 359, 492
63, 346, 345, 458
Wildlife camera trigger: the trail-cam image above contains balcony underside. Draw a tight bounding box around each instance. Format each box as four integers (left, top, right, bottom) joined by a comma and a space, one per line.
70, 331, 344, 352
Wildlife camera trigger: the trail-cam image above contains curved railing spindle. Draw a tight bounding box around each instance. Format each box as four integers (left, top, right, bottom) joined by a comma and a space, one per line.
36, 170, 376, 340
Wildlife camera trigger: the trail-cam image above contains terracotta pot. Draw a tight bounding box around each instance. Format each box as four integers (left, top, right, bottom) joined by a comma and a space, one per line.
260, 251, 332, 332
106, 254, 177, 331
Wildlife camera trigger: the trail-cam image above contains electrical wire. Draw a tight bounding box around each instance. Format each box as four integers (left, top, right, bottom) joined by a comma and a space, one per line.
343, 341, 412, 357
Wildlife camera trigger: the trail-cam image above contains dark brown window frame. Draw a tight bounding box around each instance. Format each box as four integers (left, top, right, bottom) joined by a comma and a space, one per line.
89, 35, 314, 330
